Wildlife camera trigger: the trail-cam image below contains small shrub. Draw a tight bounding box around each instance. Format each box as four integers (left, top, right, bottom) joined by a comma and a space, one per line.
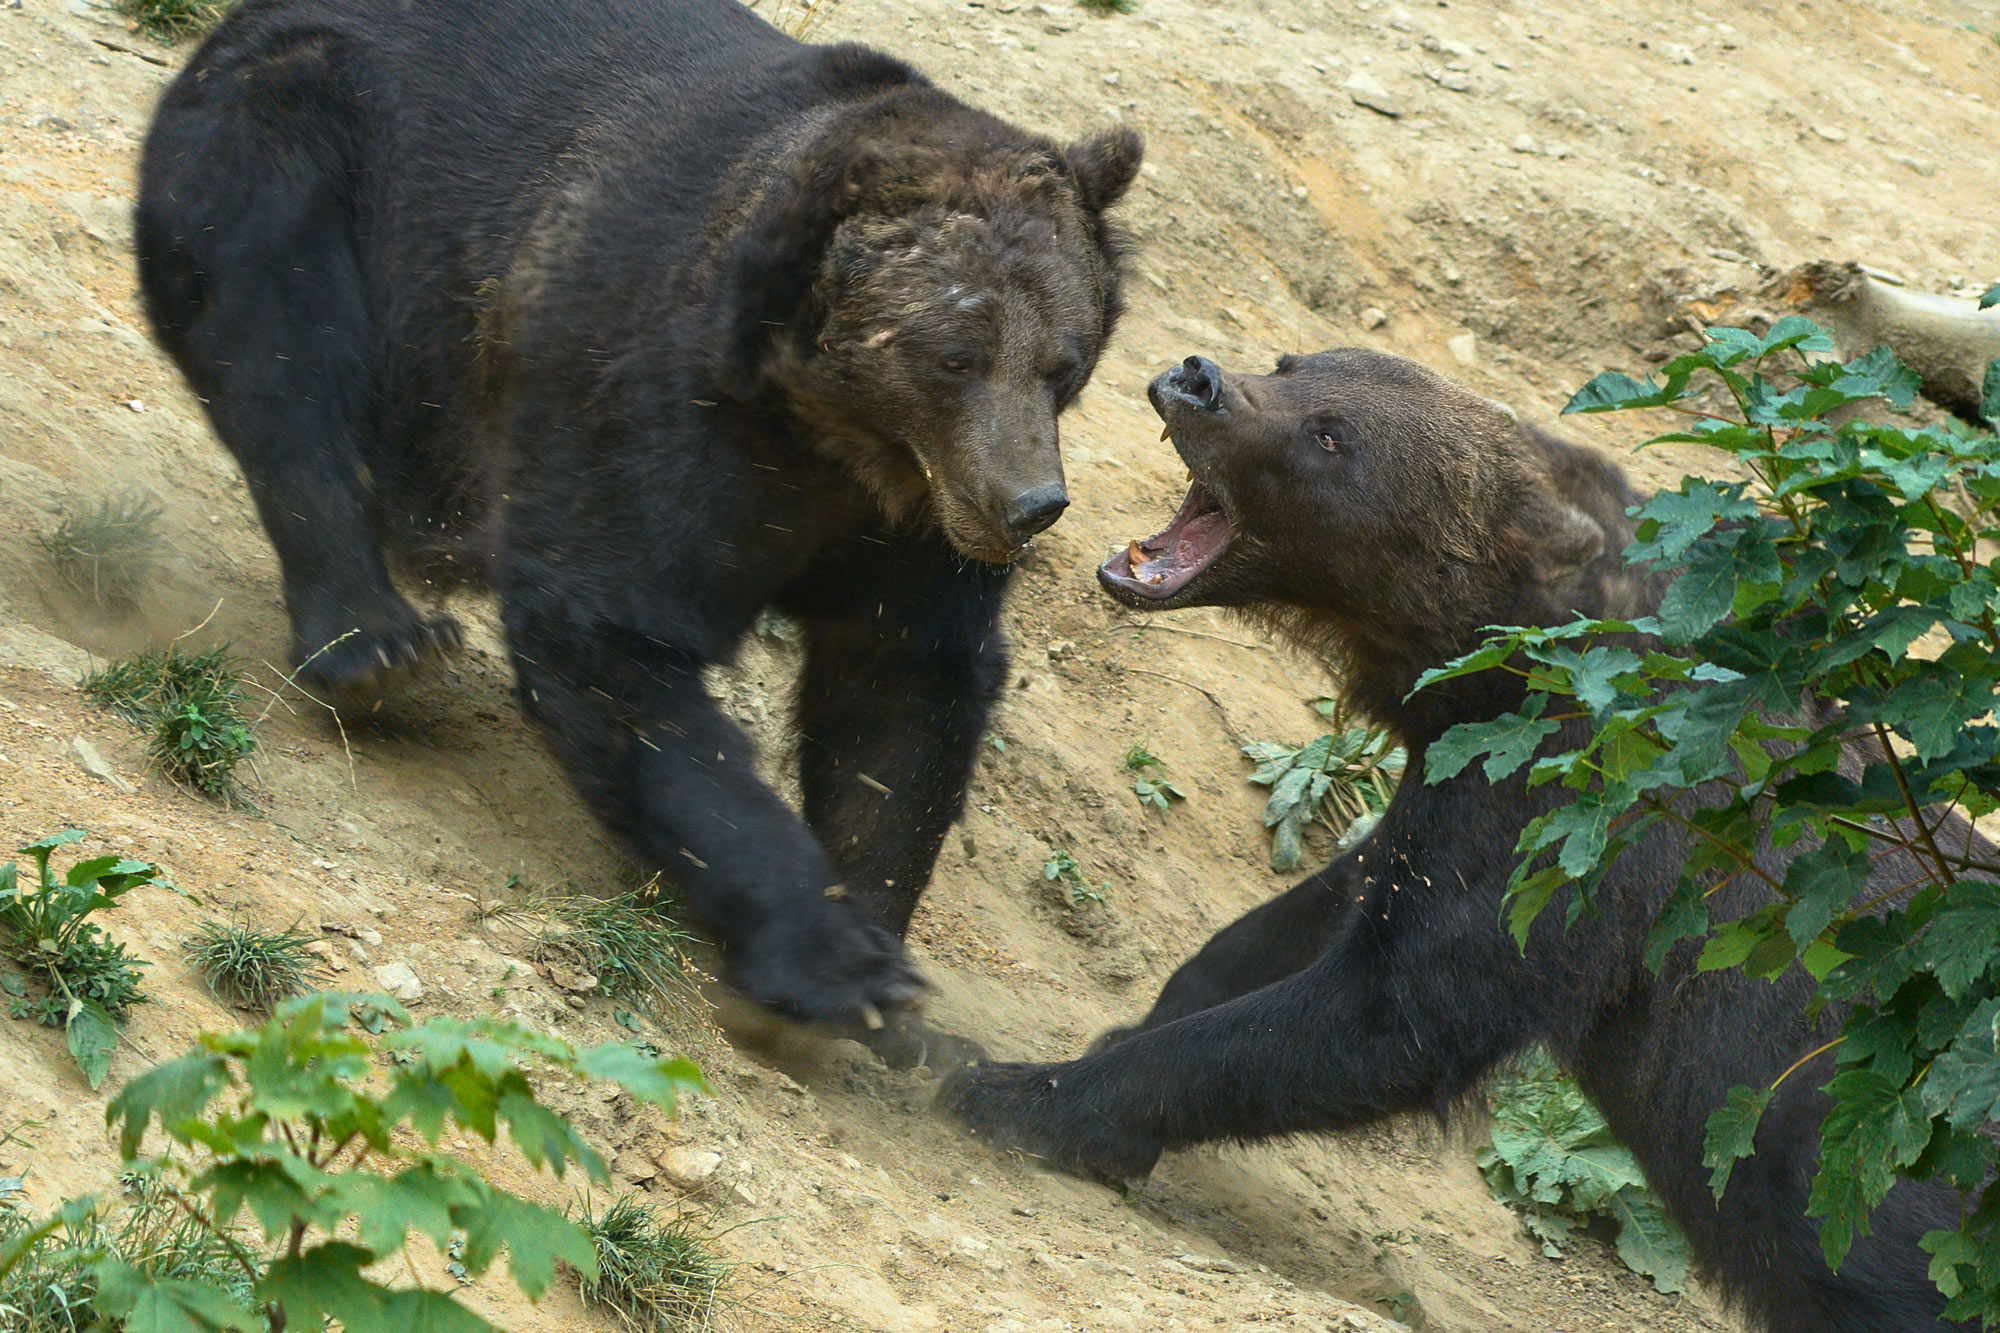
1042, 849, 1107, 906
118, 0, 233, 40
574, 1197, 730, 1332
0, 991, 709, 1333
82, 645, 256, 798
0, 830, 170, 1089
1243, 697, 1404, 871
1077, 0, 1137, 14
35, 491, 162, 609
479, 878, 696, 1007
183, 920, 319, 1012
1478, 1047, 1691, 1294
1121, 741, 1186, 811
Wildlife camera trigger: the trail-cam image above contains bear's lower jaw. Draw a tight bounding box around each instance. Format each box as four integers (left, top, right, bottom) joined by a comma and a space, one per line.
1098, 478, 1231, 604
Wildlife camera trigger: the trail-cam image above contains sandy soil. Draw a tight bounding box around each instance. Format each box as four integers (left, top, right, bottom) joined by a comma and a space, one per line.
1, 0, 1996, 1329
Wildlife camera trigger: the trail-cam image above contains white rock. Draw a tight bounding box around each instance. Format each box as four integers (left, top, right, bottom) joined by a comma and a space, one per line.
1359, 306, 1388, 330
1342, 72, 1402, 118
372, 962, 424, 1002
68, 737, 134, 794
658, 1147, 723, 1192
1447, 332, 1479, 366
1510, 133, 1539, 153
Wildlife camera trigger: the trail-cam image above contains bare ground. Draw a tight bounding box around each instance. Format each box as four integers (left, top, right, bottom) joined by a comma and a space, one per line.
1, 0, 1996, 1329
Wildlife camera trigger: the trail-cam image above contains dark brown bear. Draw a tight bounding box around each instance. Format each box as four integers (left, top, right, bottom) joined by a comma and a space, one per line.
135, 0, 1140, 1055
942, 350, 1961, 1331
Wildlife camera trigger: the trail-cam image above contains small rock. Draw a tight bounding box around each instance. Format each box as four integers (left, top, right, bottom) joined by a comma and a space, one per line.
372, 961, 424, 1002
1386, 5, 1414, 30
1342, 71, 1402, 118
356, 928, 383, 947
1291, 183, 1308, 199
1812, 124, 1847, 143
1045, 638, 1075, 660
1101, 71, 1120, 85
304, 940, 347, 974
68, 737, 135, 794
1359, 306, 1388, 330
1446, 332, 1479, 366
548, 962, 600, 993
1510, 133, 1538, 153
658, 1147, 723, 1192
614, 1151, 658, 1184
1013, 1204, 1038, 1217
124, 399, 144, 412
731, 1182, 759, 1207
1435, 69, 1471, 92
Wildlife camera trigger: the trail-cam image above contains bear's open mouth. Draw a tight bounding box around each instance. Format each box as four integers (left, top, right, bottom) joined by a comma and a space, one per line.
1099, 474, 1231, 600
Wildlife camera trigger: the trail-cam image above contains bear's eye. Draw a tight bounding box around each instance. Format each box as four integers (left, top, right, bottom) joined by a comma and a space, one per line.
940, 354, 972, 374
1315, 427, 1347, 454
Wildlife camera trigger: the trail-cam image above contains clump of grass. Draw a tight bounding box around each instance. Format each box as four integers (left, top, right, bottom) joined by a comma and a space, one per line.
1242, 695, 1404, 871
118, 0, 234, 41
183, 920, 319, 1012
0, 1173, 254, 1333
1078, 0, 1137, 14
477, 877, 695, 1006
81, 645, 256, 799
573, 1197, 730, 1333
35, 491, 162, 609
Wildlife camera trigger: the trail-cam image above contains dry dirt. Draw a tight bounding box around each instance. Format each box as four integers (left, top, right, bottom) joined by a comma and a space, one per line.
1, 0, 1996, 1329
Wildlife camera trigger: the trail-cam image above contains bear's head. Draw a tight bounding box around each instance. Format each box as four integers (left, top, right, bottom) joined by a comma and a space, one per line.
720, 98, 1141, 562
1100, 349, 1642, 727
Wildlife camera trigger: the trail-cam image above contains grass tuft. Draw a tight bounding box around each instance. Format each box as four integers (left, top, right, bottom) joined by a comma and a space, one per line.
0, 1173, 254, 1333
573, 1197, 730, 1332
183, 920, 319, 1012
1077, 0, 1137, 13
118, 0, 234, 41
82, 646, 256, 799
477, 877, 696, 1007
34, 491, 162, 609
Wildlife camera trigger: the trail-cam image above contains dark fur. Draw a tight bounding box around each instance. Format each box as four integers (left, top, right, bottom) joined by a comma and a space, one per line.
940, 349, 1962, 1331
135, 0, 1139, 1040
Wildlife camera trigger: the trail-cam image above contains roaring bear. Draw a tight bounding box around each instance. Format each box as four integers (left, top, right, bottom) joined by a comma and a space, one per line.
135, 0, 1140, 1054
942, 350, 1964, 1331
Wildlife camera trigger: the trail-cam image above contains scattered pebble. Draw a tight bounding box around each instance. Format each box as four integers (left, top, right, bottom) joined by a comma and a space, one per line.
1510, 133, 1538, 153
1342, 71, 1403, 118
1360, 306, 1388, 329
1447, 332, 1479, 366
660, 1147, 723, 1191
1812, 124, 1847, 143
372, 961, 424, 1001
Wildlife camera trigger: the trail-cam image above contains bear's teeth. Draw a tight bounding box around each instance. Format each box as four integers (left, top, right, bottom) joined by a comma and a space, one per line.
1160, 425, 1171, 441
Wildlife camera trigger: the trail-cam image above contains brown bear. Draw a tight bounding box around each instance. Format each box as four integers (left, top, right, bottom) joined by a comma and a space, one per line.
135, 0, 1140, 1056
942, 350, 1962, 1331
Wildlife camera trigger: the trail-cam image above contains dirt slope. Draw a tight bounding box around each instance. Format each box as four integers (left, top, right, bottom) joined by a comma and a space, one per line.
1, 0, 1996, 1329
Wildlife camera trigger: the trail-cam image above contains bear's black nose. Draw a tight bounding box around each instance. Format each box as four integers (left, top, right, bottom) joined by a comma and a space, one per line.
1167, 355, 1223, 409
1004, 483, 1070, 540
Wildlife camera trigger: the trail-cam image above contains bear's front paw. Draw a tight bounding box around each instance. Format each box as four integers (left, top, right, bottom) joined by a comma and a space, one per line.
937, 1060, 1163, 1181
294, 613, 463, 709
730, 902, 924, 1028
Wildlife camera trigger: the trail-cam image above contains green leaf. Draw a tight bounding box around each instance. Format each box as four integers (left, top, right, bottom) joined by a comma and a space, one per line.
108, 1052, 232, 1157
1607, 1186, 1690, 1294
1922, 998, 2000, 1131
1655, 548, 1740, 643
1808, 1070, 1933, 1269
1644, 881, 1709, 973
1782, 838, 1872, 949
1927, 882, 2000, 999
1427, 695, 1558, 783
1703, 1084, 1773, 1200
454, 1189, 596, 1299
1563, 370, 1685, 414
68, 997, 120, 1090
573, 1042, 710, 1113
1833, 345, 1922, 411
1627, 483, 1759, 563
0, 1209, 66, 1282
94, 1258, 263, 1332
1983, 356, 2000, 425
1982, 282, 2000, 311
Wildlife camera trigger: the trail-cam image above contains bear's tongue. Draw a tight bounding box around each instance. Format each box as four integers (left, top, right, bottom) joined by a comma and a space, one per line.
1101, 478, 1230, 599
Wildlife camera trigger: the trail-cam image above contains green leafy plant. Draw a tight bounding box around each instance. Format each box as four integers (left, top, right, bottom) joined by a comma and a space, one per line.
118, 0, 234, 40
0, 831, 171, 1089
1077, 0, 1137, 13
476, 878, 695, 1008
184, 921, 319, 1013
1478, 1047, 1690, 1293
1420, 317, 2000, 1318
1121, 741, 1186, 811
0, 990, 711, 1333
0, 1173, 255, 1333
1042, 849, 1107, 906
573, 1196, 729, 1331
35, 491, 162, 609
82, 646, 257, 799
1243, 698, 1404, 871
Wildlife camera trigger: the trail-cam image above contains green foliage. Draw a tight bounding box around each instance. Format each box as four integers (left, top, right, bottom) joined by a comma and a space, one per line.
477, 878, 695, 1008
82, 646, 257, 799
0, 990, 710, 1333
0, 1174, 255, 1333
0, 831, 172, 1089
1478, 1048, 1691, 1294
183, 921, 319, 1013
573, 1197, 729, 1331
1421, 319, 2000, 1317
1077, 0, 1137, 12
1121, 741, 1186, 811
35, 491, 162, 609
1042, 849, 1107, 906
117, 0, 233, 40
1243, 697, 1403, 871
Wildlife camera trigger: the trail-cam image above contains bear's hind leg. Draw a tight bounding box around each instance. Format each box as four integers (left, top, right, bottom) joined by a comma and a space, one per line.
137, 39, 458, 704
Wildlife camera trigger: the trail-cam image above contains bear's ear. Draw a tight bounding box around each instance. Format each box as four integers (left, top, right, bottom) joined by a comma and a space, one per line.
1063, 128, 1143, 214
1508, 489, 1604, 583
